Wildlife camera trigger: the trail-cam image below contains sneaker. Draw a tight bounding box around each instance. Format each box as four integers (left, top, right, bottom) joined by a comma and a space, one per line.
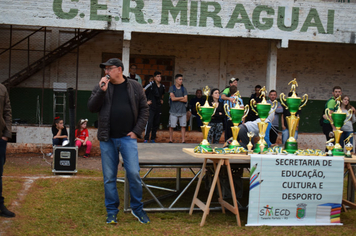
0, 205, 15, 218
150, 140, 155, 143
106, 214, 117, 224
143, 140, 148, 143
83, 153, 90, 158
131, 210, 150, 224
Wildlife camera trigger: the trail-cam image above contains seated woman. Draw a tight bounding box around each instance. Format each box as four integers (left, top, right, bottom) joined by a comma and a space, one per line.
75, 119, 92, 158
207, 88, 225, 144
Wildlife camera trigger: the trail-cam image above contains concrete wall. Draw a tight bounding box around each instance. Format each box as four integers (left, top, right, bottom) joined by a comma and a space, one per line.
11, 125, 339, 152
1, 0, 356, 45
1, 28, 356, 101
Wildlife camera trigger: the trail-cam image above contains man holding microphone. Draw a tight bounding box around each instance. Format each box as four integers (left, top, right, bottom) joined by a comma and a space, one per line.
88, 58, 149, 224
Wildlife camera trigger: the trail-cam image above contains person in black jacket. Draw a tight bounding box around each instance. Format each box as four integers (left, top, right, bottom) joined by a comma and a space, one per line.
144, 71, 165, 143
88, 58, 150, 225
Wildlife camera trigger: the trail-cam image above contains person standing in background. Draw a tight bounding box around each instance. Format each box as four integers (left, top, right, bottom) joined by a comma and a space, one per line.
168, 74, 188, 143
322, 86, 342, 141
267, 90, 283, 144
207, 88, 225, 144
144, 71, 165, 143
0, 83, 14, 218
246, 85, 262, 122
129, 64, 142, 85
188, 89, 204, 130
339, 95, 356, 150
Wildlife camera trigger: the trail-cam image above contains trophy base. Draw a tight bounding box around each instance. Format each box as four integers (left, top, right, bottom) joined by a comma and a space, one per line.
332, 148, 344, 156
199, 144, 213, 153
285, 141, 298, 154
253, 143, 268, 153
228, 140, 241, 149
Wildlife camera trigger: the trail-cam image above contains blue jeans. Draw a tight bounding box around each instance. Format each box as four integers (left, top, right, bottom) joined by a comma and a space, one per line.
52, 138, 68, 146
282, 129, 298, 144
100, 136, 143, 215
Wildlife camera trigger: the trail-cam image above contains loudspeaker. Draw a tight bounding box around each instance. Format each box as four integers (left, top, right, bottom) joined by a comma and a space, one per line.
52, 146, 78, 174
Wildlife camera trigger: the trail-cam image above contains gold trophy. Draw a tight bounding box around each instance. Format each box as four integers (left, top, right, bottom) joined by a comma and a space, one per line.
195, 86, 216, 152
224, 91, 249, 149
343, 133, 353, 158
280, 79, 308, 154
326, 138, 335, 156
247, 132, 254, 154
325, 96, 352, 156
250, 86, 277, 153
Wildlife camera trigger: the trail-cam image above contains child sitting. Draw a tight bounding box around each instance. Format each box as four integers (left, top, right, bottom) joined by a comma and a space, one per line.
75, 119, 92, 158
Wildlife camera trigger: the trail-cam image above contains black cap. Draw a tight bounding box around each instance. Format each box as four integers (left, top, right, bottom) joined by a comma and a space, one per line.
229, 77, 239, 84
100, 58, 124, 71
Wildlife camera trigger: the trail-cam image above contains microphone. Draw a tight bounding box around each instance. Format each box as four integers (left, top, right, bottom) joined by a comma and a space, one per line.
101, 75, 110, 87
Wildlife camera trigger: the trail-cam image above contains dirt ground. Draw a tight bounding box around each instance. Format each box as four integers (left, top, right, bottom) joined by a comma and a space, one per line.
6, 153, 104, 171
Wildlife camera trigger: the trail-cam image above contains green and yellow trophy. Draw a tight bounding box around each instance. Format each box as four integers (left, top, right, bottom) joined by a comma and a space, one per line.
250, 86, 277, 153
280, 78, 308, 154
224, 91, 249, 149
325, 96, 352, 156
196, 86, 216, 152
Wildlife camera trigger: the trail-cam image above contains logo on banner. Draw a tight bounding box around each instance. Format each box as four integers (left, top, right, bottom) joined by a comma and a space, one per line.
261, 205, 274, 216
259, 204, 290, 219
296, 203, 307, 219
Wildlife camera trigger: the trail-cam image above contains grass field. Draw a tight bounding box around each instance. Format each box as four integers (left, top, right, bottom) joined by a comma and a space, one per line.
1, 155, 356, 236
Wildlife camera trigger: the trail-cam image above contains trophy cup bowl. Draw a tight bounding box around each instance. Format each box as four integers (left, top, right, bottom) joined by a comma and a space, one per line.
224, 103, 249, 149
280, 87, 308, 154
256, 103, 271, 121
286, 97, 302, 114
325, 103, 352, 156
331, 112, 346, 129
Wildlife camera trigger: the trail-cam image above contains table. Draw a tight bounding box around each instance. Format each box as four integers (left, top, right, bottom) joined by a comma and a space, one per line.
183, 148, 250, 227
118, 143, 215, 212
183, 148, 356, 227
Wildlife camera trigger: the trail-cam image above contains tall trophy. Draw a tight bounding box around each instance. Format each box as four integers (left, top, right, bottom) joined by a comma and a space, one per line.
325, 96, 352, 156
250, 86, 277, 153
224, 91, 249, 149
280, 78, 308, 154
196, 86, 216, 152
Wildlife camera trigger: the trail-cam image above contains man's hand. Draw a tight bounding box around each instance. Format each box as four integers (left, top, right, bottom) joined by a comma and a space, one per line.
127, 132, 137, 139
2, 137, 8, 141
147, 100, 152, 105
99, 76, 109, 91
229, 97, 236, 103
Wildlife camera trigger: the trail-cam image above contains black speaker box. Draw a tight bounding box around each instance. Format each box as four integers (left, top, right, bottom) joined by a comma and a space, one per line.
52, 146, 78, 174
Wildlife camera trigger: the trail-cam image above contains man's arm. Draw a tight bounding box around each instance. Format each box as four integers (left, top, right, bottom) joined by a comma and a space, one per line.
88, 85, 106, 113
170, 92, 186, 102
132, 85, 149, 138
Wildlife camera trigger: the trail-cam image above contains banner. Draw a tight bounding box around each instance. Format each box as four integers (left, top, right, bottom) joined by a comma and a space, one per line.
246, 154, 344, 226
